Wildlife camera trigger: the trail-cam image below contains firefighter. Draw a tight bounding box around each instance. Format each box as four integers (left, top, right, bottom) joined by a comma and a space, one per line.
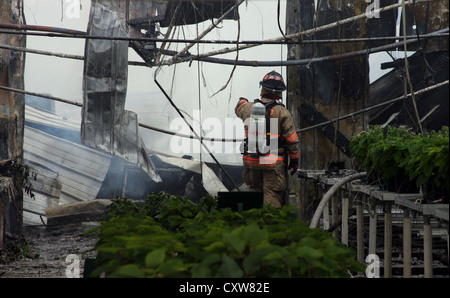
235, 71, 299, 208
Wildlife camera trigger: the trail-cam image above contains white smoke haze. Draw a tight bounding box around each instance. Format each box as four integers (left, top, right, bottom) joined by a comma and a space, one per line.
23, 0, 390, 164
23, 0, 290, 164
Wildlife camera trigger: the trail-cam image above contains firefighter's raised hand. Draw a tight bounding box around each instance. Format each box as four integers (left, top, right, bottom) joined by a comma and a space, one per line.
288, 158, 299, 175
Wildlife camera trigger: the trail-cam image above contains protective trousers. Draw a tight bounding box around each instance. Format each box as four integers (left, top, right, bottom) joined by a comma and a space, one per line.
243, 161, 287, 208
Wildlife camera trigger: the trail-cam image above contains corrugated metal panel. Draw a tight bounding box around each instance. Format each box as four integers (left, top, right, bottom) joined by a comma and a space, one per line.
24, 126, 111, 205
23, 167, 60, 226
25, 104, 79, 132
24, 106, 112, 207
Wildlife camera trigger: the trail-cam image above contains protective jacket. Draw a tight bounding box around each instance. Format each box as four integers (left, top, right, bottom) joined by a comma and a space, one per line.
235, 97, 299, 169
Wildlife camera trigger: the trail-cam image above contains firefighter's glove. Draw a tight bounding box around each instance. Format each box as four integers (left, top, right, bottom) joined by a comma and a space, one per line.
288, 158, 299, 175
239, 97, 248, 103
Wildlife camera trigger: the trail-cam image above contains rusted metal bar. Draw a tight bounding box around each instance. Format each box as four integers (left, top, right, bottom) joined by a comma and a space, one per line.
0, 43, 84, 60
2, 78, 447, 145
0, 23, 85, 35
0, 84, 244, 143
1, 25, 447, 45
296, 80, 449, 134
0, 85, 82, 107
2, 78, 447, 144
1, 29, 447, 68
168, 0, 439, 65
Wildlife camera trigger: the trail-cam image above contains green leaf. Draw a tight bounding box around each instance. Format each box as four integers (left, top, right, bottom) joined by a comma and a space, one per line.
192, 253, 221, 277
223, 232, 246, 255
241, 223, 268, 246
108, 264, 145, 278
159, 259, 190, 277
242, 247, 273, 276
145, 248, 166, 267
263, 250, 283, 261
296, 246, 324, 260
204, 241, 226, 252
219, 254, 244, 278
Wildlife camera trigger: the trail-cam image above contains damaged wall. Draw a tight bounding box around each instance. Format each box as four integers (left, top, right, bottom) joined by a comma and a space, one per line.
81, 0, 241, 189
286, 0, 371, 220
0, 0, 26, 247
286, 0, 448, 221
81, 0, 161, 183
284, 0, 412, 220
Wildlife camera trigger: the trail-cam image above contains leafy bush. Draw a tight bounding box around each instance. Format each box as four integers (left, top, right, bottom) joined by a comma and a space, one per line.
400, 127, 449, 191
86, 193, 364, 278
350, 126, 449, 193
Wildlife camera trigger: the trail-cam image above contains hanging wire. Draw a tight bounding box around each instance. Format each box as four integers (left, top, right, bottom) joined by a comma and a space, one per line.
412, 0, 437, 76
1, 28, 446, 69
195, 4, 204, 178
277, 0, 288, 40
1, 79, 447, 142
329, 6, 344, 170
401, 0, 424, 134
210, 0, 241, 97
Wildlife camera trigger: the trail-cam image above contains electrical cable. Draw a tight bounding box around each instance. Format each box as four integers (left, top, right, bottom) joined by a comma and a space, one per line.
153, 78, 241, 191
162, 0, 436, 66
210, 0, 240, 97
156, 29, 448, 67
195, 8, 204, 183
401, 0, 423, 134
1, 79, 447, 141
412, 0, 437, 76
3, 30, 446, 68
277, 0, 288, 40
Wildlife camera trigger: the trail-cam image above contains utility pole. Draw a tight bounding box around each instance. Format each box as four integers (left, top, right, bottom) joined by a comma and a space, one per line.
0, 0, 26, 248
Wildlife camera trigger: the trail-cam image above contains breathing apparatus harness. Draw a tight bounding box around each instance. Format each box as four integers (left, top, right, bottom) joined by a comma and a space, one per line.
241, 98, 286, 157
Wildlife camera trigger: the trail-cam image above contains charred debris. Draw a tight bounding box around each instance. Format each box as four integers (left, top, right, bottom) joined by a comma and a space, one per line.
0, 0, 449, 250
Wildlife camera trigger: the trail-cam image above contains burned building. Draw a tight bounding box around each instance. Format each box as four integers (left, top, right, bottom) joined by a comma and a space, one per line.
1, 0, 448, 251
1, 0, 26, 248
286, 0, 448, 220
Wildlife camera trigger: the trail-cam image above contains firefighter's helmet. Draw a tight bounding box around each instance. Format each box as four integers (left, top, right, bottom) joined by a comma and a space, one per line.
260, 71, 286, 92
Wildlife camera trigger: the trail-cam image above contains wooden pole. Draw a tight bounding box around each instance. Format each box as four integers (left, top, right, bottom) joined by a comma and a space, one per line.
356, 196, 364, 264
368, 200, 378, 256
331, 194, 339, 238
403, 209, 412, 278
384, 202, 393, 278
341, 196, 349, 245
323, 201, 330, 231
423, 216, 433, 278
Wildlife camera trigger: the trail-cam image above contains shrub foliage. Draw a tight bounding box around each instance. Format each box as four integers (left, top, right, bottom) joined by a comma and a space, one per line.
350, 126, 449, 192
86, 192, 364, 278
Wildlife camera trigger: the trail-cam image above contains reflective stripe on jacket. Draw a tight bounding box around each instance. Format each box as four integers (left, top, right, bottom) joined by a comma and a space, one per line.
235, 97, 299, 168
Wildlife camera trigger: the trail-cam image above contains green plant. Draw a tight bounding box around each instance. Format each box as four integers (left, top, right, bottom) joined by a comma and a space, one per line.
0, 238, 39, 263
350, 126, 449, 192
400, 127, 449, 191
87, 193, 364, 278
0, 159, 37, 199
